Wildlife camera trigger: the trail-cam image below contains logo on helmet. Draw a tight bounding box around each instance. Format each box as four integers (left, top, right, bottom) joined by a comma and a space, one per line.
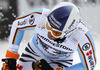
50, 14, 62, 28
48, 15, 61, 29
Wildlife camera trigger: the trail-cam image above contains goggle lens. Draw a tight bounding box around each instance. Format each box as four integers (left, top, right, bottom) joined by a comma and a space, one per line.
46, 22, 62, 37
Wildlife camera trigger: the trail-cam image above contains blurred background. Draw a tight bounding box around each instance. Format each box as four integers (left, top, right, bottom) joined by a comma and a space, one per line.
0, 0, 100, 40
0, 0, 100, 70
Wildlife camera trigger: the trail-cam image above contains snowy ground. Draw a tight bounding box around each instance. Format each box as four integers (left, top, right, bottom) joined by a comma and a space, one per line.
0, 2, 100, 70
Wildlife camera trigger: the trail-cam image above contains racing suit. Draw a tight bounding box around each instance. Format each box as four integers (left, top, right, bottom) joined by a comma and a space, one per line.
6, 8, 96, 70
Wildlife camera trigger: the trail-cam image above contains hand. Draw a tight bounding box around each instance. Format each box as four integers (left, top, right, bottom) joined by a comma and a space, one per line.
32, 59, 54, 70
2, 58, 17, 70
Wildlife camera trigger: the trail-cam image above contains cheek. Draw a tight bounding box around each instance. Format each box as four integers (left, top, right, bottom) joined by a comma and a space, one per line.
47, 32, 56, 40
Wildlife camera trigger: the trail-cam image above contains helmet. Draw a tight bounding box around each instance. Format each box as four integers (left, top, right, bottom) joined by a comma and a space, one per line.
46, 2, 81, 38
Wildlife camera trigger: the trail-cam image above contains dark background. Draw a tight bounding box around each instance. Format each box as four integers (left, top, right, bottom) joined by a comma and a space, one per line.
0, 0, 17, 39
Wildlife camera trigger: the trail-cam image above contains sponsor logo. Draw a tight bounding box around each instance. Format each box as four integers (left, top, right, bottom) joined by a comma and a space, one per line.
86, 50, 94, 69
78, 27, 84, 31
64, 27, 77, 35
39, 25, 45, 29
37, 35, 72, 57
71, 37, 78, 43
86, 50, 92, 56
87, 52, 95, 70
50, 14, 62, 26
88, 55, 95, 70
29, 15, 35, 25
18, 20, 26, 26
48, 15, 61, 29
82, 43, 90, 51
17, 64, 23, 70
88, 55, 94, 70
37, 34, 73, 51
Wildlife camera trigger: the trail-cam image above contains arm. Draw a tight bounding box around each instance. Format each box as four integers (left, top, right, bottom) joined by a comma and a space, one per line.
66, 31, 97, 70
7, 8, 43, 58
2, 8, 43, 70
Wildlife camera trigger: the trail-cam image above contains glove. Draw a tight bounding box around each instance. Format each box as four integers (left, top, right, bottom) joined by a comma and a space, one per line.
2, 50, 19, 70
2, 58, 17, 70
32, 59, 54, 70
32, 59, 62, 70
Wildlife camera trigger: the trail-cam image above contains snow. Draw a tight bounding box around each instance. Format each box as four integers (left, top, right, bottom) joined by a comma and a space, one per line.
9, 6, 12, 9
12, 13, 17, 18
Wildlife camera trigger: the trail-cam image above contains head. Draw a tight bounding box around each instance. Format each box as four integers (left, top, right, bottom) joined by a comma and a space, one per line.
46, 2, 81, 40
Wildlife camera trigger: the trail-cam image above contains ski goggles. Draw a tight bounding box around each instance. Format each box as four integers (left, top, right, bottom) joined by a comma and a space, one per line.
46, 21, 63, 38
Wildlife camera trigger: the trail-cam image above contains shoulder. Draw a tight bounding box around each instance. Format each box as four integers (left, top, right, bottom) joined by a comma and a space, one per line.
15, 8, 50, 20
76, 22, 89, 34
42, 8, 50, 16
12, 8, 49, 27
68, 21, 89, 44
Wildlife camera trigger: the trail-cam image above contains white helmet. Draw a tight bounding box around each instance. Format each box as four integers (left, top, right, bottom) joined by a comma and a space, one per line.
47, 2, 81, 38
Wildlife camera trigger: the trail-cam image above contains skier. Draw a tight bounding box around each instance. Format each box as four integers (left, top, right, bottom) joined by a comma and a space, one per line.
2, 2, 96, 70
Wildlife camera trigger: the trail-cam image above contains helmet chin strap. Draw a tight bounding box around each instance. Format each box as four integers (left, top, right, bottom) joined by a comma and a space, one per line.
63, 18, 81, 38
64, 27, 77, 38
54, 36, 66, 43
54, 28, 76, 43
